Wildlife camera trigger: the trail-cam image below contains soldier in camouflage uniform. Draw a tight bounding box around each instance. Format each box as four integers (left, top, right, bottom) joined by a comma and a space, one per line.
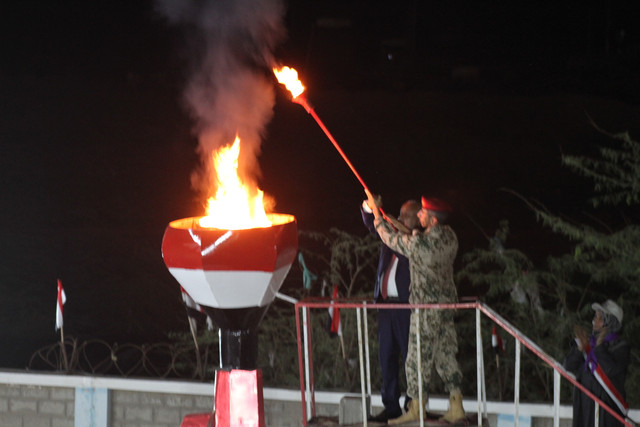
366, 190, 466, 424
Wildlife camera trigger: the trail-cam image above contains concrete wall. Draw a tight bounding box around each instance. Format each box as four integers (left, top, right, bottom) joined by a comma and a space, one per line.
1, 370, 637, 426
0, 382, 218, 427
110, 389, 213, 426
0, 383, 74, 427
0, 371, 311, 427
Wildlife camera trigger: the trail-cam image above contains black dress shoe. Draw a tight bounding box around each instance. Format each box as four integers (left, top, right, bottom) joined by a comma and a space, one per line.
368, 408, 402, 423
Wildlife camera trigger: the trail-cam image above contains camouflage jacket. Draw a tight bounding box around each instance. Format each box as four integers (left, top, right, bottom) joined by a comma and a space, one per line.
374, 218, 459, 305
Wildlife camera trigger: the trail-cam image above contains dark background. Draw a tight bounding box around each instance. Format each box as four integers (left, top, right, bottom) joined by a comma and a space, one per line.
1, 0, 639, 368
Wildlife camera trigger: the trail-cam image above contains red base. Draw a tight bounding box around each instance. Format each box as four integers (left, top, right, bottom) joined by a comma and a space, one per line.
215, 369, 265, 427
179, 369, 265, 427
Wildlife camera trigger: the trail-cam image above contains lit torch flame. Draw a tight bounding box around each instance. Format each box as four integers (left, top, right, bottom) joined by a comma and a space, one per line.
273, 66, 305, 99
273, 63, 396, 227
199, 136, 271, 230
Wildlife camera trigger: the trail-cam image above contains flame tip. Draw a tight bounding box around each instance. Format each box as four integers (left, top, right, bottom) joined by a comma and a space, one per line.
200, 136, 271, 229
274, 65, 305, 98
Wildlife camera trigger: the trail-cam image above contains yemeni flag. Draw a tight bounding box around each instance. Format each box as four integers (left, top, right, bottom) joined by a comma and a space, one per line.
492, 325, 505, 354
327, 285, 342, 337
181, 287, 202, 315
181, 287, 210, 332
55, 279, 66, 331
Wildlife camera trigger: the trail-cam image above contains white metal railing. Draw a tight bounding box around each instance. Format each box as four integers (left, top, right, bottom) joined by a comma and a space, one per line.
294, 298, 637, 427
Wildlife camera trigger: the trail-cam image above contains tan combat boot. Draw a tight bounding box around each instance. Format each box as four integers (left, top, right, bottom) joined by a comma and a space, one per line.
440, 390, 466, 423
388, 398, 423, 425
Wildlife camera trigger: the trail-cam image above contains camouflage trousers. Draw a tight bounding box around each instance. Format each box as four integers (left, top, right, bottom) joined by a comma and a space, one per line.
405, 309, 463, 399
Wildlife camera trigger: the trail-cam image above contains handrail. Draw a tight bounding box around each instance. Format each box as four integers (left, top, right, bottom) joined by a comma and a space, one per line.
294, 298, 635, 427
476, 302, 634, 426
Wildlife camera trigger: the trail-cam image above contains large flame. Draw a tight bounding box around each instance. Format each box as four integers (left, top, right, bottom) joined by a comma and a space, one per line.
199, 136, 271, 229
273, 66, 305, 99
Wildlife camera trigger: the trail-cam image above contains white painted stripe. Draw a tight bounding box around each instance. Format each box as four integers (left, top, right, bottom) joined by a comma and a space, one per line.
591, 363, 629, 415
169, 268, 222, 307
168, 265, 292, 309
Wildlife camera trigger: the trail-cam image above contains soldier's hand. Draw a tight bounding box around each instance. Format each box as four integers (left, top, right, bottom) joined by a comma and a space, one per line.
364, 190, 382, 217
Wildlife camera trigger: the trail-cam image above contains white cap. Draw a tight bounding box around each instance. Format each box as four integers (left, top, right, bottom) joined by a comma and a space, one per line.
592, 299, 623, 324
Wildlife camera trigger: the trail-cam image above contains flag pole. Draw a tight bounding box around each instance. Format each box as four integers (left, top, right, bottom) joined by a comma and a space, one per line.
339, 335, 351, 384
496, 353, 502, 400
56, 279, 69, 371
187, 315, 203, 378
181, 287, 204, 378
339, 334, 347, 360
492, 325, 503, 400
59, 324, 69, 371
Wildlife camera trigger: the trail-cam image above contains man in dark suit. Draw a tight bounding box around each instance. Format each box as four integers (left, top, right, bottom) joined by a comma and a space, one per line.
361, 199, 420, 422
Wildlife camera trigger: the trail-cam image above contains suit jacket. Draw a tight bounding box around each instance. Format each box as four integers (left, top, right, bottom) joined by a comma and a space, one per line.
361, 206, 411, 303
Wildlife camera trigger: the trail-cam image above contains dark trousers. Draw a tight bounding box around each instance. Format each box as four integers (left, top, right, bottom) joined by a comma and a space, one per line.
377, 305, 411, 413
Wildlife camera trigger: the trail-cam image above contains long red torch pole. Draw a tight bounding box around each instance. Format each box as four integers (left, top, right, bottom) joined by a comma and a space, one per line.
293, 95, 372, 193
291, 95, 396, 223
273, 65, 396, 222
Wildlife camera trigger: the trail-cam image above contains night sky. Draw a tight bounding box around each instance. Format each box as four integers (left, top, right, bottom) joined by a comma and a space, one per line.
2, 0, 639, 368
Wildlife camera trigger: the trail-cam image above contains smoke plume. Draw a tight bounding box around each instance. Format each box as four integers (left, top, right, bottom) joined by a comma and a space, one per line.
157, 0, 286, 201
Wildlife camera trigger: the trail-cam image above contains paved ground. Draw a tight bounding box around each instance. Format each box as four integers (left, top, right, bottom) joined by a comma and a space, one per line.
307, 412, 487, 426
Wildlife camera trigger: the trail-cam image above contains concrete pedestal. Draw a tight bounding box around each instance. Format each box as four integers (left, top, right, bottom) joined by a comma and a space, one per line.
215, 369, 265, 427
180, 369, 265, 427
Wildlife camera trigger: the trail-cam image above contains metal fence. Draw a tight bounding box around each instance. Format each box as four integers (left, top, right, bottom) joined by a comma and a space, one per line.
28, 338, 217, 379
294, 298, 636, 427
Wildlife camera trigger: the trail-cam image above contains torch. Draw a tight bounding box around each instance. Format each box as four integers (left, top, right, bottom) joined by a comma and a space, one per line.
273, 67, 371, 193
273, 66, 402, 228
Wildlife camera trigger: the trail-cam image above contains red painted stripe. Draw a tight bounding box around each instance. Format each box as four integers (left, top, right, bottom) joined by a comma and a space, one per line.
162, 215, 297, 272
592, 363, 629, 414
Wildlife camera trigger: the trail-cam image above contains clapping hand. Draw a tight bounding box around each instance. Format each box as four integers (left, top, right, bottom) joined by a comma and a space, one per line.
573, 324, 589, 351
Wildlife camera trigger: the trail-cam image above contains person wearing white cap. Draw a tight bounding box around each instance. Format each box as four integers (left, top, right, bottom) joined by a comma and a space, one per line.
563, 299, 631, 427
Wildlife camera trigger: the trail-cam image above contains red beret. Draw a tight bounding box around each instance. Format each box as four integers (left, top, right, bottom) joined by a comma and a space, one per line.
421, 196, 452, 212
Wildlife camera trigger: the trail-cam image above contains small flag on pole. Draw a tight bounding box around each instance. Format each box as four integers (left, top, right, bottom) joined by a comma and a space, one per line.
492, 325, 505, 354
180, 287, 214, 332
492, 324, 505, 400
298, 252, 317, 290
328, 285, 342, 337
181, 286, 202, 313
181, 287, 203, 331
55, 279, 66, 331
